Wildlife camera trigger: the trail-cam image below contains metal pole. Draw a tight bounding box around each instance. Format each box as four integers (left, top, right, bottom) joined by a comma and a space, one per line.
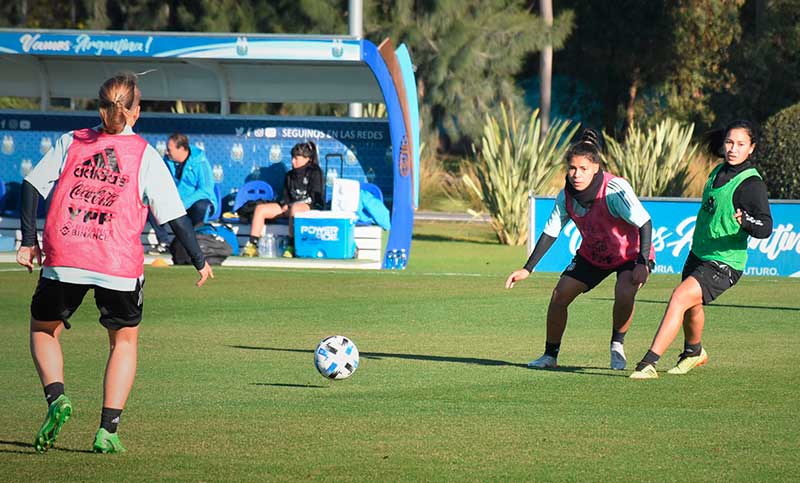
348, 0, 363, 118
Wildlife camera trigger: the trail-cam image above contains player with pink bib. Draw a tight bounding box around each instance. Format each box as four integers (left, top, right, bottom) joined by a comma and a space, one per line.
505, 129, 654, 370
17, 72, 214, 454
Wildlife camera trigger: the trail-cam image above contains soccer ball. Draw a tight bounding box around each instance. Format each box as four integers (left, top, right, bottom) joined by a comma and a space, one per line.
314, 335, 359, 380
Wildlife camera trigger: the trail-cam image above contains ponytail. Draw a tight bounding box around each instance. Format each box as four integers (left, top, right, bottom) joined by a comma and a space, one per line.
98, 72, 139, 135
703, 120, 759, 158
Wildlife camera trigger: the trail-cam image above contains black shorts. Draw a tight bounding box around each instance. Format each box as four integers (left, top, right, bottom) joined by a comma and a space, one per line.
30, 275, 145, 330
562, 253, 648, 291
681, 251, 742, 305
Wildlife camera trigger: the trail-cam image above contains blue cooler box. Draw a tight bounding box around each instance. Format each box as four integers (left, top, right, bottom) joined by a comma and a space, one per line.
294, 211, 357, 259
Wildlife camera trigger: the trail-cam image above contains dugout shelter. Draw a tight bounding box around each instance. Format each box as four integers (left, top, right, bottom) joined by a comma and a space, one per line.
0, 28, 420, 269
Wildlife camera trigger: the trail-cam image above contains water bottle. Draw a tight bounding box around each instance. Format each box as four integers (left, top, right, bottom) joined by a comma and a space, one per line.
397, 249, 407, 270
259, 234, 276, 258
385, 250, 396, 270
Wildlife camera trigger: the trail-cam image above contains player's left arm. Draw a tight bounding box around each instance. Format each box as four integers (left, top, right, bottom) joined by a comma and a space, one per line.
733, 177, 773, 239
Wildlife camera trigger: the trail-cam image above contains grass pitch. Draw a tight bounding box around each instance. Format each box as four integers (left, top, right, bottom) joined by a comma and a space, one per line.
0, 221, 798, 481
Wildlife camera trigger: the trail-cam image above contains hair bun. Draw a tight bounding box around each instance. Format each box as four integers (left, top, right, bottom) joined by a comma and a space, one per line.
576, 127, 604, 152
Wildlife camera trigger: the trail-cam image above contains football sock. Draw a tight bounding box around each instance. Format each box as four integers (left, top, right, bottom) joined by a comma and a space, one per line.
249, 236, 259, 245
635, 350, 661, 371
544, 341, 561, 359
611, 330, 626, 344
100, 407, 123, 434
683, 341, 702, 356
44, 382, 65, 405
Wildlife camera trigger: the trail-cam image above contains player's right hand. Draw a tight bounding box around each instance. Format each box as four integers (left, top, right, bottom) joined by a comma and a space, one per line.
196, 261, 214, 287
505, 269, 530, 289
16, 245, 42, 273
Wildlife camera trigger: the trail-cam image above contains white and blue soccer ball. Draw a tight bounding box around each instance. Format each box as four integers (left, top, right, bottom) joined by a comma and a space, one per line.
314, 335, 359, 380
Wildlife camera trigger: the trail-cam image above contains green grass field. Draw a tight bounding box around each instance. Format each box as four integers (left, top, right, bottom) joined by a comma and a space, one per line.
1, 221, 798, 481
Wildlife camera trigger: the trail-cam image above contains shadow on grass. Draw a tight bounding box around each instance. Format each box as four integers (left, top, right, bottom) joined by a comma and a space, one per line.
591, 297, 800, 312
548, 366, 630, 378
230, 345, 526, 368
231, 346, 629, 378
250, 383, 326, 389
0, 439, 93, 454
411, 233, 497, 245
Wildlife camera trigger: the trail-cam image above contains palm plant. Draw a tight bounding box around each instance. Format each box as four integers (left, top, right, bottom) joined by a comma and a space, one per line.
464, 102, 578, 245
604, 119, 698, 197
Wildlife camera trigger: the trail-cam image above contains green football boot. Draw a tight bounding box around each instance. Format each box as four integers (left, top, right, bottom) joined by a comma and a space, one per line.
93, 428, 127, 454
667, 348, 709, 375
34, 394, 73, 453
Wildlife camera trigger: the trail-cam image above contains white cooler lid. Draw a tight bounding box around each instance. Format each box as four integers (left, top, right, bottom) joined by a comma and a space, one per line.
293, 210, 356, 220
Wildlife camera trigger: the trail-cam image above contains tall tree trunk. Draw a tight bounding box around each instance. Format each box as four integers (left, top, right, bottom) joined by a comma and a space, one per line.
539, 0, 553, 140
623, 70, 639, 138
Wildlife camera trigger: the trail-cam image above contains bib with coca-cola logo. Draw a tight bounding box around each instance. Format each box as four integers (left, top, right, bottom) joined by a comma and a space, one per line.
43, 128, 148, 278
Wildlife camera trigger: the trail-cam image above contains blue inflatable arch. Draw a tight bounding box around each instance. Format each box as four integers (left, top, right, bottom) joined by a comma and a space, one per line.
0, 29, 420, 269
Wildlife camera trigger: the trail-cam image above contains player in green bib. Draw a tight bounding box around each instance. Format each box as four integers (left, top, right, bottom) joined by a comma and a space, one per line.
631, 120, 773, 379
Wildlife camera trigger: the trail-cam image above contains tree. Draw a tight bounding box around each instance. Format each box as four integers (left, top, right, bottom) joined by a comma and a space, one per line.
554, 0, 742, 135
714, 0, 800, 126
758, 102, 800, 199
367, 0, 573, 152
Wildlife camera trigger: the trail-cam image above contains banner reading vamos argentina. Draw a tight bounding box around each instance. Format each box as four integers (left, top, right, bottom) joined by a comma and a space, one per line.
530, 197, 800, 278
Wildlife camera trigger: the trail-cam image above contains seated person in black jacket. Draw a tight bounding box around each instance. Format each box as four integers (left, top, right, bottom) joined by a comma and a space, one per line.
242, 141, 324, 257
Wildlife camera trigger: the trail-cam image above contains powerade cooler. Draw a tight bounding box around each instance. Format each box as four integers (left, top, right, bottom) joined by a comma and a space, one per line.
294, 211, 357, 259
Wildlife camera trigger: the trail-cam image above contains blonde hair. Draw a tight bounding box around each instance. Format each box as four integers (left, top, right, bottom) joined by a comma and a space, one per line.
98, 72, 139, 135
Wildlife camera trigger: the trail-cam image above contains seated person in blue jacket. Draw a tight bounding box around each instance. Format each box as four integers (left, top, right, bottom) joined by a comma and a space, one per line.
242, 141, 324, 257
147, 133, 215, 254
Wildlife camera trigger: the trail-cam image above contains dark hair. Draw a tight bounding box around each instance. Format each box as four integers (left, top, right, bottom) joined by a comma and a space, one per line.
98, 72, 139, 135
291, 141, 319, 165
168, 132, 190, 151
566, 128, 604, 165
703, 119, 759, 158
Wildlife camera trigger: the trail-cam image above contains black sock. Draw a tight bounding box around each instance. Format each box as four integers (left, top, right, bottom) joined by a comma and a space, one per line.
44, 382, 64, 405
544, 341, 561, 359
249, 236, 259, 244
611, 330, 626, 344
683, 341, 702, 356
100, 407, 123, 434
635, 350, 661, 371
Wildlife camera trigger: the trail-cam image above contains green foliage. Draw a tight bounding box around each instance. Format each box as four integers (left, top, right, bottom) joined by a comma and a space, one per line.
371, 0, 574, 149
717, 0, 800, 125
556, 0, 741, 133
0, 97, 39, 110
464, 103, 578, 245
649, 0, 742, 129
604, 118, 698, 197
361, 103, 386, 119
758, 102, 800, 199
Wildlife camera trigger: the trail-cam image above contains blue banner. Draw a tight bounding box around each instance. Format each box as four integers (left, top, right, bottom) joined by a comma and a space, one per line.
0, 31, 361, 61
533, 197, 800, 277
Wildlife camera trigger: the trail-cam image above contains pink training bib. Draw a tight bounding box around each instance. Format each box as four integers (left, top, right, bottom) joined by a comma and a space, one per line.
43, 128, 148, 278
564, 172, 655, 269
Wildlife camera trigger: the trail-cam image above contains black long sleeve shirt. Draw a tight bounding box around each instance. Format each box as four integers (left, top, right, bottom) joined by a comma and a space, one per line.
713, 160, 773, 239
281, 164, 324, 209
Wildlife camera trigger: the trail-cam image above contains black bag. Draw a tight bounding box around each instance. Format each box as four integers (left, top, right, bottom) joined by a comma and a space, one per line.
171, 233, 233, 266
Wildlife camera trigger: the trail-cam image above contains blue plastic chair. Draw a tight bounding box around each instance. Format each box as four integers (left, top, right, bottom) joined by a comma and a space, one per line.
232, 180, 274, 212
360, 182, 384, 203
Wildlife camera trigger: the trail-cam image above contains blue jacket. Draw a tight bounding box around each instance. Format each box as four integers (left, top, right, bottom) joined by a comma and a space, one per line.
165, 145, 215, 211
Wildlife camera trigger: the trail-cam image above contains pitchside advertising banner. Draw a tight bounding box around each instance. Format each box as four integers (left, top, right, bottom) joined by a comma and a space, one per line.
530, 197, 800, 278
